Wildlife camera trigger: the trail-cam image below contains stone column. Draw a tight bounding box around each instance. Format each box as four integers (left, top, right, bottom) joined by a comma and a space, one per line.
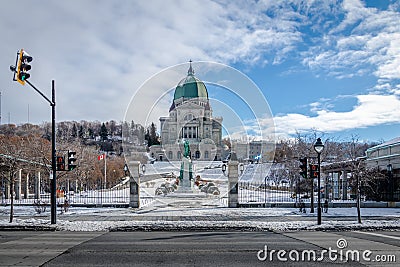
35, 172, 41, 199
129, 161, 140, 208
324, 173, 329, 201
24, 173, 29, 199
342, 170, 348, 200
4, 175, 10, 199
228, 153, 239, 208
333, 172, 339, 200
15, 169, 22, 200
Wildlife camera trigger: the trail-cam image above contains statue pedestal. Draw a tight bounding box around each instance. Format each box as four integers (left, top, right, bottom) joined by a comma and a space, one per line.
176, 157, 193, 193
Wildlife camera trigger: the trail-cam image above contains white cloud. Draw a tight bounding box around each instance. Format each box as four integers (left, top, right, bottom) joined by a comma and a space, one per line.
1, 0, 399, 144
0, 0, 309, 124
303, 0, 400, 82
271, 94, 400, 138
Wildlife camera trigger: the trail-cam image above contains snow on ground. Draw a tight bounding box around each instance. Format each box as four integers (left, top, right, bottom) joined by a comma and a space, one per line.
54, 219, 400, 232
2, 217, 400, 232
3, 205, 400, 217
1, 205, 400, 232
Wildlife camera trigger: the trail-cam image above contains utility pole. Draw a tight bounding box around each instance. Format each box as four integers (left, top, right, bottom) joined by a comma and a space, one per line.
51, 80, 56, 224
25, 79, 56, 224
0, 91, 2, 125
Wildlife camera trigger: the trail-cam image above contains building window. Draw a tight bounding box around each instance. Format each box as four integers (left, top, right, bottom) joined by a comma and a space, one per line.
184, 114, 193, 121
191, 127, 196, 139
168, 151, 173, 160
177, 151, 181, 159
205, 151, 209, 159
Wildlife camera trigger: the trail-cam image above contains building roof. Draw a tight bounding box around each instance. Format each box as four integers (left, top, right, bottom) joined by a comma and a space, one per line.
366, 137, 400, 152
173, 62, 208, 101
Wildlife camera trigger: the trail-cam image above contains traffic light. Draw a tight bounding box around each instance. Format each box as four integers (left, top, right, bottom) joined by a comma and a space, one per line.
56, 156, 65, 171
16, 49, 33, 85
309, 164, 319, 178
299, 157, 307, 178
67, 151, 77, 171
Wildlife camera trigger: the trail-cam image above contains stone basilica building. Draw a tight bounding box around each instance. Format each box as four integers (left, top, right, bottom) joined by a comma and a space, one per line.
149, 63, 223, 161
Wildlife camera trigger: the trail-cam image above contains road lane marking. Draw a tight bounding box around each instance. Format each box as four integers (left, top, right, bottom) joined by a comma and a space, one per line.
354, 231, 400, 241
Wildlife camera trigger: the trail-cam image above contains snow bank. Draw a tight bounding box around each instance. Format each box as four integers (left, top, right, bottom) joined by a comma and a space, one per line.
1, 218, 399, 232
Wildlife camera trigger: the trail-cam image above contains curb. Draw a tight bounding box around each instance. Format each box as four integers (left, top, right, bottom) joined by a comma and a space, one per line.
0, 225, 56, 231
110, 223, 400, 232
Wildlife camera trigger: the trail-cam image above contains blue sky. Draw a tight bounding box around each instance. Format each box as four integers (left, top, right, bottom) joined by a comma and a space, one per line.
1, 0, 399, 142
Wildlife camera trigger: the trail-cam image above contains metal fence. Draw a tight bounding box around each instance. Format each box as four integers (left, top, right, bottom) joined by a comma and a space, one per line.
239, 181, 298, 204
0, 185, 154, 207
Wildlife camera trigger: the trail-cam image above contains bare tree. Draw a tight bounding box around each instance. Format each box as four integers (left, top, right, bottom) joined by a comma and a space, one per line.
0, 135, 30, 222
340, 134, 379, 223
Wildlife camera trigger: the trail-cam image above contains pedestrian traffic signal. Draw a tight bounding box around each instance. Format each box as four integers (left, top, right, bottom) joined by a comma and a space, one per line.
67, 151, 77, 171
56, 156, 65, 171
309, 164, 319, 178
16, 49, 33, 85
299, 157, 307, 178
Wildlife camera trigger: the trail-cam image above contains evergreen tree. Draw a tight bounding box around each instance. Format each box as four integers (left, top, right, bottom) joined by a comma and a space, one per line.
145, 122, 160, 147
78, 125, 84, 139
100, 123, 108, 141
144, 128, 150, 146
88, 128, 94, 139
71, 123, 77, 139
149, 122, 159, 146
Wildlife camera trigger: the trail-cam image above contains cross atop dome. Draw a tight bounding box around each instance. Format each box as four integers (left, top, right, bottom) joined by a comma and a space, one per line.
188, 59, 194, 75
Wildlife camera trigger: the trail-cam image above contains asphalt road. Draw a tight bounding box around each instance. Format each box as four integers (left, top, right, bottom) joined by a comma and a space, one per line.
1, 231, 399, 267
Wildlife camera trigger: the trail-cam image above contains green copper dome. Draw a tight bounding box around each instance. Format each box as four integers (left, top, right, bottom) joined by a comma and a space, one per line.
173, 63, 208, 100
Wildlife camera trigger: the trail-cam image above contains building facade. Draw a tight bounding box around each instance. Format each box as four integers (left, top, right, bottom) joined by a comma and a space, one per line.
150, 63, 223, 161
365, 137, 400, 201
231, 140, 275, 163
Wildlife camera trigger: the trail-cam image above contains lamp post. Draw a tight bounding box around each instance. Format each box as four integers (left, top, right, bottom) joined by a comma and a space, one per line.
264, 176, 267, 207
314, 138, 324, 225
387, 164, 393, 201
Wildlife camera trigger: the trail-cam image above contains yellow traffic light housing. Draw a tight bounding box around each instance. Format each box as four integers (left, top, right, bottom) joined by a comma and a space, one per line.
16, 49, 32, 85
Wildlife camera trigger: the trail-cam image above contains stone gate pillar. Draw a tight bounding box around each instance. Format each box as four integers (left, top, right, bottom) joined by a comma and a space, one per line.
129, 161, 140, 208
228, 153, 239, 208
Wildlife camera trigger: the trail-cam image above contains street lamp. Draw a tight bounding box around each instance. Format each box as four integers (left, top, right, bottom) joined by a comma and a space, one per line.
387, 163, 392, 172
123, 164, 129, 177
141, 164, 146, 174
239, 163, 244, 175
314, 137, 324, 225
222, 164, 227, 175
221, 162, 244, 176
